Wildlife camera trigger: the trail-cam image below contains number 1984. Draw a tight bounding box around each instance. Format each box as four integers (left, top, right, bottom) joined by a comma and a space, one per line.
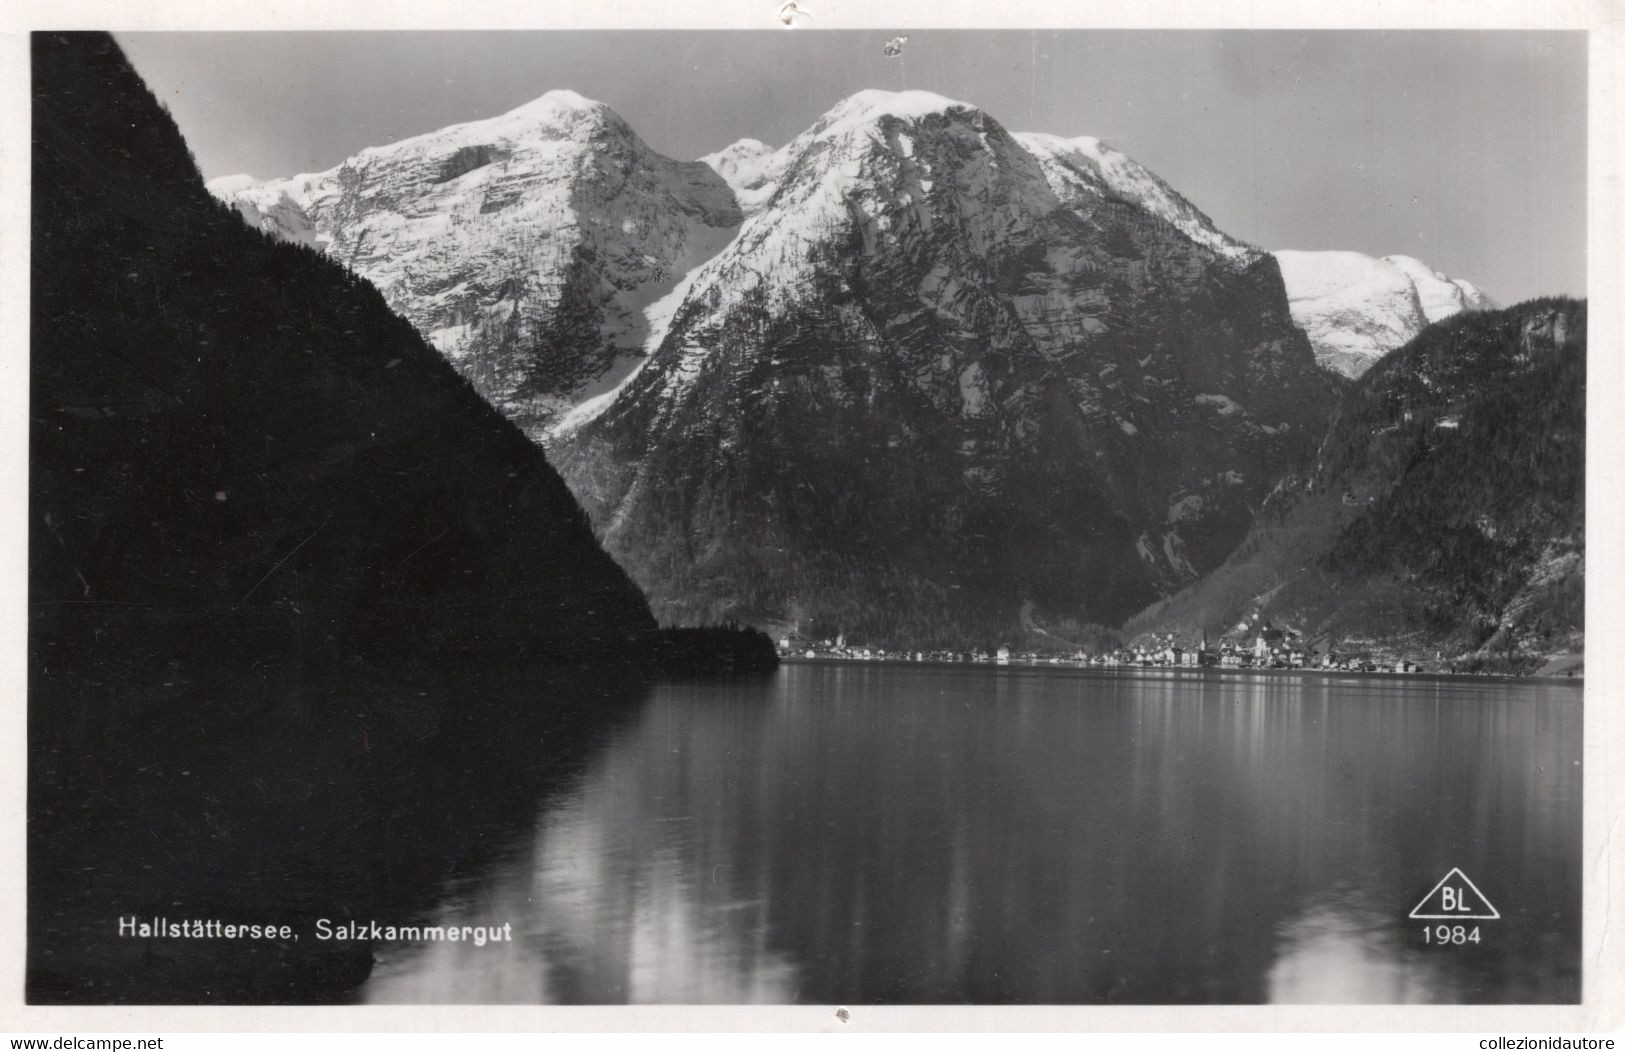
1422, 924, 1481, 945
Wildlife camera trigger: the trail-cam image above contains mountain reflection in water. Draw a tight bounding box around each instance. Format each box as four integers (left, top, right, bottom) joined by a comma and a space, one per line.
1268, 894, 1447, 1003
27, 659, 657, 1004
359, 664, 1579, 1004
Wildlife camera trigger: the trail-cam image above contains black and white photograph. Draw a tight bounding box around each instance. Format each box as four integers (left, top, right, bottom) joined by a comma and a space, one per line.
10, 3, 1620, 1028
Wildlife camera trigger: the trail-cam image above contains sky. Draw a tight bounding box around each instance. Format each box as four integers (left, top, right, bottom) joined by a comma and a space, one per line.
116, 30, 1587, 305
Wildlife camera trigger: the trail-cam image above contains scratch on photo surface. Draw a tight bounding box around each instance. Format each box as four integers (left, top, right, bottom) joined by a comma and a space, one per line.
236, 516, 332, 607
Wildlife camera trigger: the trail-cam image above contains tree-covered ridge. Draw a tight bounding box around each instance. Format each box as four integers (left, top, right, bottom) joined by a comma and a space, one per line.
1127, 297, 1584, 672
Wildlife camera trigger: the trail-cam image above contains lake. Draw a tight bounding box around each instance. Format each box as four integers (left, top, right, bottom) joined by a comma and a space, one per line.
347, 662, 1582, 1004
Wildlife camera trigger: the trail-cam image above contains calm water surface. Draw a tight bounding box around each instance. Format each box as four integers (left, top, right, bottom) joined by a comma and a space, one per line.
360, 663, 1581, 1004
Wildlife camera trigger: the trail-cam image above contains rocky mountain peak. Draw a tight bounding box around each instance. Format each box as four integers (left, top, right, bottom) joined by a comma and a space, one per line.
358, 88, 633, 159
554, 89, 1337, 641
508, 87, 607, 117
1015, 132, 1259, 261
770, 88, 1012, 195
482, 88, 634, 143
811, 89, 978, 133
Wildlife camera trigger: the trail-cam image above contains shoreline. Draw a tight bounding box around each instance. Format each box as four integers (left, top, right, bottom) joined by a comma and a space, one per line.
779, 655, 1582, 685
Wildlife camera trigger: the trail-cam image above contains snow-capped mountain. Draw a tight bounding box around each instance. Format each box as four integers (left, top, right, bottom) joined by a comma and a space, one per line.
555, 90, 1340, 640
208, 91, 741, 438
698, 138, 785, 217
1274, 250, 1493, 378
700, 116, 1256, 257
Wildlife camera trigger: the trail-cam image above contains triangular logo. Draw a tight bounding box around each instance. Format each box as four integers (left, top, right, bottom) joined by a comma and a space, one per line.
1408, 867, 1501, 920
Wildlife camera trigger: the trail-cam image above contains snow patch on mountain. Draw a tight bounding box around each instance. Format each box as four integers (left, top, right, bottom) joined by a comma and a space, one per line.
1195, 393, 1245, 417
1275, 249, 1493, 378
811, 89, 975, 135
204, 173, 259, 196
1381, 254, 1495, 320
205, 172, 329, 249
699, 138, 786, 216
551, 217, 740, 439
1015, 133, 1258, 260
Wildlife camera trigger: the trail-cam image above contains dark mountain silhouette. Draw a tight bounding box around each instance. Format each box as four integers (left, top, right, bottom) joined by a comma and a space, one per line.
1127, 298, 1585, 673
31, 31, 659, 685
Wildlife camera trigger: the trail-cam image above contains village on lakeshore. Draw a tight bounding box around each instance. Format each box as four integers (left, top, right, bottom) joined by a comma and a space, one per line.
780, 631, 1423, 674
775, 611, 1576, 678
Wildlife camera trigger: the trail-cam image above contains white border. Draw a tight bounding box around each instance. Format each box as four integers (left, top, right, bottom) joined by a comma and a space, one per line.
0, 0, 1619, 1035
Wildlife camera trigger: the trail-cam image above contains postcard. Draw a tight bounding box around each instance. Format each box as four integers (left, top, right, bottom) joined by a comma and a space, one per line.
3, 0, 1620, 1036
